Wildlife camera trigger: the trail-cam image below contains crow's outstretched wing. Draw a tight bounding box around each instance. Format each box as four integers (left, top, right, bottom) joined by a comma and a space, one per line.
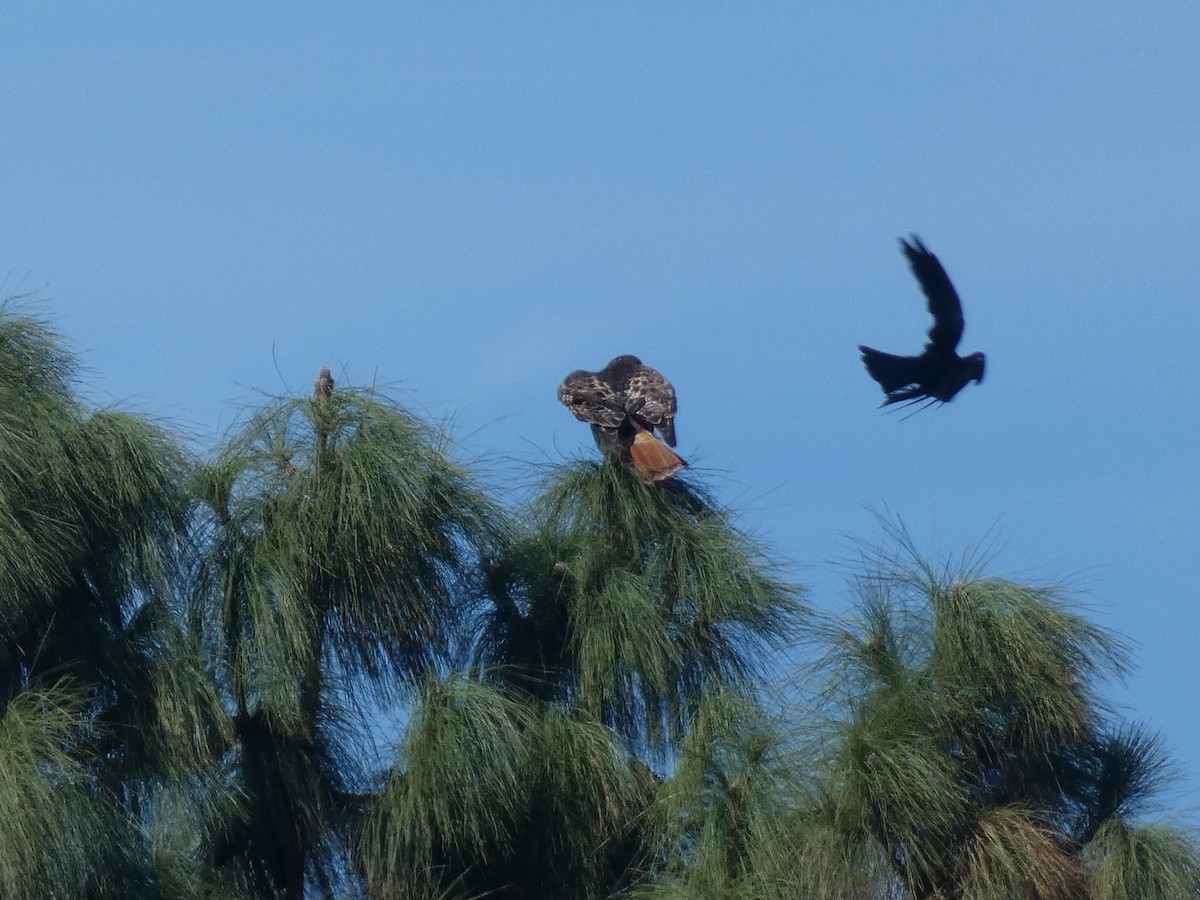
901, 235, 964, 352
558, 370, 626, 429
624, 366, 678, 447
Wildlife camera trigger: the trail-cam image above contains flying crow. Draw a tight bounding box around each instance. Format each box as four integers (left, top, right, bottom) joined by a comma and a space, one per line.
859, 236, 986, 411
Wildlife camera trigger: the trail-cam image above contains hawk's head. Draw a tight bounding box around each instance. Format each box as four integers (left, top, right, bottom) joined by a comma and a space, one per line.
605, 354, 642, 369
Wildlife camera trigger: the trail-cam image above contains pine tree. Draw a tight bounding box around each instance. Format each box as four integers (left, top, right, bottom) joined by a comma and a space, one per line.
360, 458, 808, 899
192, 374, 505, 897
2, 306, 1197, 899
756, 526, 1200, 899
0, 307, 220, 897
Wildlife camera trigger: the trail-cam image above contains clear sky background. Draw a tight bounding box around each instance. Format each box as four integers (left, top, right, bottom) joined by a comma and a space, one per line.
4, 5, 1198, 824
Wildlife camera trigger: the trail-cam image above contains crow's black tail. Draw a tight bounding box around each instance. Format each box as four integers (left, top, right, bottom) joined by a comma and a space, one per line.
859, 345, 922, 394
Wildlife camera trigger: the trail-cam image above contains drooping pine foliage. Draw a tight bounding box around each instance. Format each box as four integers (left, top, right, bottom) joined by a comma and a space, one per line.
633, 688, 803, 899
358, 675, 653, 899
472, 459, 807, 754
749, 528, 1200, 900
192, 383, 506, 895
0, 307, 223, 895
360, 459, 806, 899
0, 681, 133, 898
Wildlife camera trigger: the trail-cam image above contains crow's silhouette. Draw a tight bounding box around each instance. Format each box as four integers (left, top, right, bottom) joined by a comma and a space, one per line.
859, 236, 985, 412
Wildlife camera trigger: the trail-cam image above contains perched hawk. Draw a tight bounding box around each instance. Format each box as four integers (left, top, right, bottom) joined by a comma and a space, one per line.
859, 236, 986, 411
314, 367, 334, 398
557, 354, 686, 482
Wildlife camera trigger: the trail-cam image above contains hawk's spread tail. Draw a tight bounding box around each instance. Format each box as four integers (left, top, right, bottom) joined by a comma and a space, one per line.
629, 431, 687, 483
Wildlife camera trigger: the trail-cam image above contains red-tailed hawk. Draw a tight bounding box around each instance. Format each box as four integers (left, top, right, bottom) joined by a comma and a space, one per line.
859, 236, 986, 412
557, 354, 686, 482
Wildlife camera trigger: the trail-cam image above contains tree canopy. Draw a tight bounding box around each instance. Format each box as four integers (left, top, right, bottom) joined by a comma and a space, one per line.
0, 306, 1195, 899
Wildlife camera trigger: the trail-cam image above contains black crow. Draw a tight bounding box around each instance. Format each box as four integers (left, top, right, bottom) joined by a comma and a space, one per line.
859, 236, 986, 411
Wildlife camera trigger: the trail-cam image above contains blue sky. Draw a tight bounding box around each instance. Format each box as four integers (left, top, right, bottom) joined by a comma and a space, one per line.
4, 5, 1198, 822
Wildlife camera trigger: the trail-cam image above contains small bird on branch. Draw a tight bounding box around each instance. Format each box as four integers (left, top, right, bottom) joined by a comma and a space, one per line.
313, 366, 334, 398
313, 366, 335, 462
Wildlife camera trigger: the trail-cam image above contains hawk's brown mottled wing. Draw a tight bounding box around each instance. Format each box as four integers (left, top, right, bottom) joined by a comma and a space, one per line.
624, 366, 678, 447
557, 369, 626, 429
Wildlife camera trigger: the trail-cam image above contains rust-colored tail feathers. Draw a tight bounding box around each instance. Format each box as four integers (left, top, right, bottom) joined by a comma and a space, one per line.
629, 430, 687, 483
